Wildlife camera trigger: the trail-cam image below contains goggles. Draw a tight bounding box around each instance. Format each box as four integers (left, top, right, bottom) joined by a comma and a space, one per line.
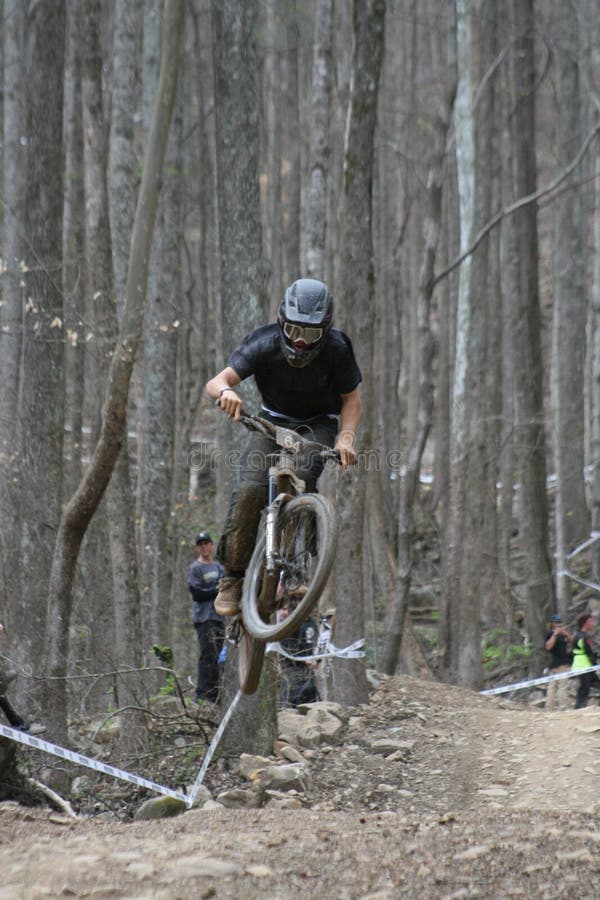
282, 321, 323, 345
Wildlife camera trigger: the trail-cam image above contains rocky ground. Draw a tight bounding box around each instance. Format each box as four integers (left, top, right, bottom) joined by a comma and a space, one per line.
2, 673, 600, 898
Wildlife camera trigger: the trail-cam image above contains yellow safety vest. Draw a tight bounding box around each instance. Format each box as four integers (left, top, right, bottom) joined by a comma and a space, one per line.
572, 635, 592, 670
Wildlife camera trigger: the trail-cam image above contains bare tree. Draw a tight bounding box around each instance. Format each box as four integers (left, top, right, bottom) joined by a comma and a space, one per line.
507, 0, 553, 666
263, 0, 283, 305
282, 0, 301, 283
331, 0, 386, 706
304, 0, 333, 280
138, 0, 182, 648
440, 0, 497, 688
44, 0, 185, 740
0, 0, 25, 629
63, 0, 86, 497
551, 0, 589, 605
212, 0, 276, 755
109, 0, 142, 304
15, 0, 66, 712
382, 0, 456, 675
589, 5, 600, 583
80, 0, 148, 754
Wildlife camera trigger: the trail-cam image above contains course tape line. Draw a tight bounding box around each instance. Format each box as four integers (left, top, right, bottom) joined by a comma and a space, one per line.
186, 689, 242, 808
1, 639, 365, 810
557, 568, 600, 594
266, 638, 365, 662
565, 532, 600, 560
0, 722, 187, 803
481, 664, 600, 696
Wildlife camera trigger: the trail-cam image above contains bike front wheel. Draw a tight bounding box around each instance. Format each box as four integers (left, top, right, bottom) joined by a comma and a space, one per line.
241, 493, 338, 641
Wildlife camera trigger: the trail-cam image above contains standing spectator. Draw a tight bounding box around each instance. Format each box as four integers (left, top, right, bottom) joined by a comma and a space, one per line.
571, 612, 597, 709
0, 623, 45, 734
187, 532, 224, 704
317, 607, 335, 654
279, 594, 319, 706
316, 607, 335, 701
544, 614, 573, 710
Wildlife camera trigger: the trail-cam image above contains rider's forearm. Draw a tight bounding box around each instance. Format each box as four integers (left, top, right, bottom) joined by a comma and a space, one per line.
205, 366, 242, 400
338, 388, 361, 446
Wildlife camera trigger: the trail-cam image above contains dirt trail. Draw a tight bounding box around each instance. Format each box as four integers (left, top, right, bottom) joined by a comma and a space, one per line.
2, 675, 600, 899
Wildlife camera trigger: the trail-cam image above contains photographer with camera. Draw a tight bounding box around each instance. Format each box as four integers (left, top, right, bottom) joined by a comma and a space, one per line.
544, 614, 573, 710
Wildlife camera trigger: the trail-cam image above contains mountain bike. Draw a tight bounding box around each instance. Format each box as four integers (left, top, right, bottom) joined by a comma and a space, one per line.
228, 413, 340, 694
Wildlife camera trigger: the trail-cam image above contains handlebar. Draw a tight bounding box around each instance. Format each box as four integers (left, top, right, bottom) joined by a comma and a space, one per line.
217, 402, 341, 463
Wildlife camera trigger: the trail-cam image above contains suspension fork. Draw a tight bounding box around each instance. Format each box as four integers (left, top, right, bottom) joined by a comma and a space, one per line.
265, 468, 280, 570
264, 449, 305, 571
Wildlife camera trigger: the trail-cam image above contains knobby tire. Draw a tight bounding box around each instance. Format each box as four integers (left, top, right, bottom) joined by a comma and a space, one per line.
241, 493, 338, 642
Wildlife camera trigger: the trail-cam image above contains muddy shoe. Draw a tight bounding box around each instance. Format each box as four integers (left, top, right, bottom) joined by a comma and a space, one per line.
215, 575, 243, 617
18, 722, 46, 736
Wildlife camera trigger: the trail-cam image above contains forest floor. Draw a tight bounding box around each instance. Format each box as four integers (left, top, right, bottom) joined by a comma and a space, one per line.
2, 673, 600, 899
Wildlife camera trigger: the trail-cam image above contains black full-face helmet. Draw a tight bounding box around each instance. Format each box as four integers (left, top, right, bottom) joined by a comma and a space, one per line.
277, 278, 334, 368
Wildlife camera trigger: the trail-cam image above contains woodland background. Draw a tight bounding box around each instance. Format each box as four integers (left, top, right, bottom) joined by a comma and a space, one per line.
1, 0, 599, 750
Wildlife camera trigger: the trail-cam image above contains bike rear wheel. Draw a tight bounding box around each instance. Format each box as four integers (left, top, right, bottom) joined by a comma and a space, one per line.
237, 626, 266, 695
241, 493, 338, 642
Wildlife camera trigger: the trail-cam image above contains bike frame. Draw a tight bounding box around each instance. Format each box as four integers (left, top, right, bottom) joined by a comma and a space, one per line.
265, 431, 306, 572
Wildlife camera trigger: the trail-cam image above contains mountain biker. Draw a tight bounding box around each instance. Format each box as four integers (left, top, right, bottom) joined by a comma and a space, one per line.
205, 278, 362, 617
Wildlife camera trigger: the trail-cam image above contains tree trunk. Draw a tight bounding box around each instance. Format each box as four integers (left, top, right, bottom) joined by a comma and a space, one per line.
109, 0, 142, 305
0, 0, 25, 635
15, 0, 66, 714
331, 0, 385, 707
439, 0, 475, 683
382, 4, 456, 675
212, 0, 275, 755
441, 0, 496, 689
63, 0, 86, 498
263, 0, 283, 307
44, 0, 185, 742
507, 0, 553, 668
138, 0, 181, 648
551, 0, 589, 605
282, 0, 301, 285
304, 0, 333, 280
591, 149, 600, 581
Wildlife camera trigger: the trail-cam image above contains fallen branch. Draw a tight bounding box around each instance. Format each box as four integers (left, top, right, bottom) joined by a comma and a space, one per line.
27, 777, 78, 819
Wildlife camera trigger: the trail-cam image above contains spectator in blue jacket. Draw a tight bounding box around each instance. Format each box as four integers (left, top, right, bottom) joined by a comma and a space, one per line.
187, 533, 224, 703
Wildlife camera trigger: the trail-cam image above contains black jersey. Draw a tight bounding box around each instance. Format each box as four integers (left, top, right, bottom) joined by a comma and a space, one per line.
227, 324, 362, 422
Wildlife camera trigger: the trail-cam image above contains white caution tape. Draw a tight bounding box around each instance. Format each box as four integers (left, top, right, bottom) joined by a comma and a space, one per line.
0, 722, 187, 803
1, 636, 365, 811
565, 532, 600, 560
481, 664, 600, 696
266, 638, 365, 662
557, 569, 600, 594
186, 689, 242, 808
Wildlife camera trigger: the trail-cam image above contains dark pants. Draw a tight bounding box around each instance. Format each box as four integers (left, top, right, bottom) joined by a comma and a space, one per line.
575, 671, 599, 709
280, 662, 318, 707
0, 695, 25, 728
216, 416, 336, 574
195, 620, 225, 702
